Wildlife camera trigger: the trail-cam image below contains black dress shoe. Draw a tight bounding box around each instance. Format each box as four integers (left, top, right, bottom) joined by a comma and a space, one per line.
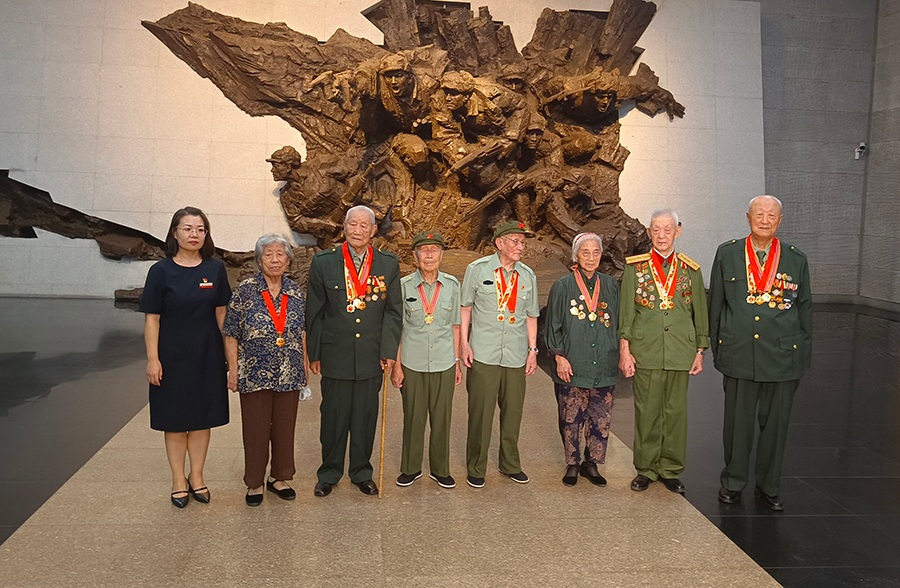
356, 480, 378, 495
755, 487, 784, 511
718, 487, 741, 504
562, 465, 579, 486
314, 481, 333, 497
266, 479, 296, 500
245, 490, 263, 506
579, 462, 607, 487
631, 474, 652, 492
660, 477, 685, 494
171, 490, 189, 508
188, 483, 210, 504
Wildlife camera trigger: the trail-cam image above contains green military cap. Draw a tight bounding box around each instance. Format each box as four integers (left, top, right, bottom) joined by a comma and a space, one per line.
411, 231, 445, 249
493, 220, 532, 242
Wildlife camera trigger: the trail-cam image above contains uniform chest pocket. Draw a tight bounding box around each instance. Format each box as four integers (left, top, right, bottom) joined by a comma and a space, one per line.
325, 279, 346, 294
722, 270, 746, 299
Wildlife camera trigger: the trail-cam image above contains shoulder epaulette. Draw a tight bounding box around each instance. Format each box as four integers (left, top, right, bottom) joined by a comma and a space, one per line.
677, 252, 700, 270
440, 271, 461, 284
626, 253, 651, 264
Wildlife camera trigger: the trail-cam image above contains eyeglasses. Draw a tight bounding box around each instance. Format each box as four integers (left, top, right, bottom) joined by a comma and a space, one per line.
177, 226, 206, 235
504, 237, 527, 248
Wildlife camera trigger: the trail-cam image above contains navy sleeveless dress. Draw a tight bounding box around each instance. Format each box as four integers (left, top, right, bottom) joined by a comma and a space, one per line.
139, 257, 232, 432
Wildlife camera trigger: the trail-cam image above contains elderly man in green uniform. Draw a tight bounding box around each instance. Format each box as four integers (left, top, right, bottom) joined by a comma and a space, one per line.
307, 205, 402, 497
391, 232, 462, 489
709, 195, 811, 511
460, 221, 540, 488
619, 209, 709, 494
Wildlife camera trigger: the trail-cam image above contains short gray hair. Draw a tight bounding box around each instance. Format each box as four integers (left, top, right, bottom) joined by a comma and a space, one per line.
649, 208, 680, 227
571, 232, 603, 263
345, 205, 376, 227
254, 233, 294, 266
749, 195, 783, 213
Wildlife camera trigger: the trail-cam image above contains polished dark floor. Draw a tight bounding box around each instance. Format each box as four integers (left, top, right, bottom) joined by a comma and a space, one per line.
610, 304, 900, 587
2, 299, 900, 587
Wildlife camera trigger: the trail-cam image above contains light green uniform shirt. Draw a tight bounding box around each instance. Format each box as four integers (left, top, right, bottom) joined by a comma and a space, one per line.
461, 254, 540, 368
400, 270, 461, 372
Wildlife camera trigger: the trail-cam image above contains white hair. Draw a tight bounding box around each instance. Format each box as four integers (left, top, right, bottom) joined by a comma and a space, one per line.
649, 208, 680, 227
748, 195, 783, 213
571, 232, 603, 263
345, 205, 376, 227
254, 233, 294, 265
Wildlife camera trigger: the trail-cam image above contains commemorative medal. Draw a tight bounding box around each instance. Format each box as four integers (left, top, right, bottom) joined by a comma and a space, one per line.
649, 250, 678, 312
342, 242, 373, 313
417, 280, 442, 327
262, 290, 289, 348
494, 266, 519, 325
573, 268, 602, 322
589, 312, 597, 321
744, 236, 782, 308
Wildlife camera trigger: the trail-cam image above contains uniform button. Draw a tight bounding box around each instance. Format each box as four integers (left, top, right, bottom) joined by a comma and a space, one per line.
731, 277, 735, 281
591, 343, 596, 347
664, 327, 669, 331
592, 361, 597, 365
754, 334, 759, 339
431, 331, 434, 334
355, 333, 361, 338
430, 345, 433, 348
793, 344, 797, 349
356, 318, 361, 323
334, 285, 339, 289
719, 339, 722, 344
665, 312, 668, 316
754, 316, 759, 321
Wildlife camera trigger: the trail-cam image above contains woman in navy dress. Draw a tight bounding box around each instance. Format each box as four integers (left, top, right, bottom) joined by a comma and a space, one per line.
140, 207, 232, 508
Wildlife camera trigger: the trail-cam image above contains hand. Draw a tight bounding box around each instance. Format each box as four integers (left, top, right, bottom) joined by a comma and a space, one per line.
525, 350, 538, 376
555, 355, 573, 383
619, 352, 636, 378
390, 363, 404, 389
146, 359, 163, 386
461, 344, 474, 368
455, 363, 463, 386
689, 353, 704, 376
309, 360, 321, 375
381, 358, 396, 372
227, 370, 238, 393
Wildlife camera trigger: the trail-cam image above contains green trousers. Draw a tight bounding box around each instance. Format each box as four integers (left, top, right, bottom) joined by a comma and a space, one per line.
466, 360, 526, 478
317, 375, 380, 484
632, 368, 689, 481
400, 365, 455, 477
721, 376, 798, 497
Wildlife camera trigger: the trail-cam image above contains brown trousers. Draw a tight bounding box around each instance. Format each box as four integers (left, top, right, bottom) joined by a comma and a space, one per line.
240, 389, 300, 488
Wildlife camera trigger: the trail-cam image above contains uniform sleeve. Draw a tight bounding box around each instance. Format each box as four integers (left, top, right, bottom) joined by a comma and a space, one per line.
796, 254, 813, 369
617, 266, 636, 341
691, 266, 710, 350
544, 278, 566, 356
380, 257, 403, 360
222, 284, 243, 339
138, 262, 165, 314
306, 255, 326, 362
451, 279, 462, 325
608, 274, 620, 332
707, 248, 725, 357
525, 271, 540, 317
460, 264, 477, 307
216, 261, 232, 307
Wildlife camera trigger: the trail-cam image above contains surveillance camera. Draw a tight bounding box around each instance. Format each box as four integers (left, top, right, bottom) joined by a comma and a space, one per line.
855, 142, 866, 160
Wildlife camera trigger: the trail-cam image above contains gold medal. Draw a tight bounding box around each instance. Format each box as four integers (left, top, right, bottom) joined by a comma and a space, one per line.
570, 306, 579, 316
276, 337, 285, 347
509, 316, 516, 324
358, 300, 366, 310
778, 303, 785, 310
589, 312, 597, 321
578, 312, 586, 320
424, 315, 434, 324
747, 295, 756, 304
347, 304, 355, 313
604, 320, 610, 327
372, 294, 378, 301
761, 293, 771, 302
756, 298, 765, 305
769, 301, 777, 308
497, 314, 505, 322
648, 302, 654, 309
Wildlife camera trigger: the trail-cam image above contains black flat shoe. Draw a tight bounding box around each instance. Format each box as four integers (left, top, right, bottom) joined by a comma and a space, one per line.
188, 483, 210, 504
356, 480, 378, 495
246, 490, 263, 506
660, 477, 685, 494
718, 486, 741, 504
562, 465, 579, 486
266, 479, 296, 500
171, 490, 189, 508
631, 474, 652, 492
755, 487, 784, 511
314, 481, 333, 497
579, 462, 607, 487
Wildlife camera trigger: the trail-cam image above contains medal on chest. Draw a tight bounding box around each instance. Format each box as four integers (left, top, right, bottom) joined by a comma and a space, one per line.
649, 250, 678, 311
745, 237, 788, 309
417, 280, 441, 325
572, 270, 611, 327
342, 243, 373, 313
495, 267, 518, 323
262, 290, 288, 346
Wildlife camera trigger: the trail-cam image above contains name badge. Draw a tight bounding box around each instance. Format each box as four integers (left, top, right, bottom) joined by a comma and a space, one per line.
199, 278, 214, 289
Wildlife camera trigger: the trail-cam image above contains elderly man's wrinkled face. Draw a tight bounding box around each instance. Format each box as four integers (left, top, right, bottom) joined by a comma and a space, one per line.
496, 234, 527, 263
576, 240, 602, 273
382, 69, 411, 98
414, 244, 443, 273
444, 88, 469, 112
648, 215, 680, 256
173, 215, 207, 253
747, 197, 783, 242
260, 243, 289, 278
344, 210, 377, 251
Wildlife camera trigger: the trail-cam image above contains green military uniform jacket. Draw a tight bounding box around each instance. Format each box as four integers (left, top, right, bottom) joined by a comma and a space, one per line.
618, 251, 710, 370
306, 244, 402, 381
708, 238, 812, 382
545, 269, 620, 388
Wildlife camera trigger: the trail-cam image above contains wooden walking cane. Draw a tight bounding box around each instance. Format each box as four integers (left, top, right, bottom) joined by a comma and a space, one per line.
378, 368, 388, 498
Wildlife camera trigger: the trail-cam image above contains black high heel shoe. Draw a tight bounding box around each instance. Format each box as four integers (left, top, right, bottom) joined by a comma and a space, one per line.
189, 482, 211, 504
171, 490, 189, 508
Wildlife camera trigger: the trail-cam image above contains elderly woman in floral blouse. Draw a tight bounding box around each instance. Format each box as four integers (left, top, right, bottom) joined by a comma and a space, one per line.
544, 233, 620, 487
224, 234, 310, 506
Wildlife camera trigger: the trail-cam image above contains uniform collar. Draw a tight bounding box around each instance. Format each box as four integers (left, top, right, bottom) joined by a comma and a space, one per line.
652, 248, 675, 264
412, 269, 443, 287
489, 252, 520, 273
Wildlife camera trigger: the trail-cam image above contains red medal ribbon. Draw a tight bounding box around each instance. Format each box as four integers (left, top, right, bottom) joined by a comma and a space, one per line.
416, 280, 442, 317
649, 250, 678, 307
745, 236, 780, 294
261, 290, 288, 337
494, 267, 519, 315
342, 242, 373, 302
573, 269, 600, 315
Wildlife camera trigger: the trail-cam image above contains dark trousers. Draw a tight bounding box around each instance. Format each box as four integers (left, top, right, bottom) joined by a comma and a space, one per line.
554, 384, 614, 466
239, 389, 300, 488
317, 375, 381, 484
466, 360, 526, 478
400, 366, 455, 477
721, 376, 798, 497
